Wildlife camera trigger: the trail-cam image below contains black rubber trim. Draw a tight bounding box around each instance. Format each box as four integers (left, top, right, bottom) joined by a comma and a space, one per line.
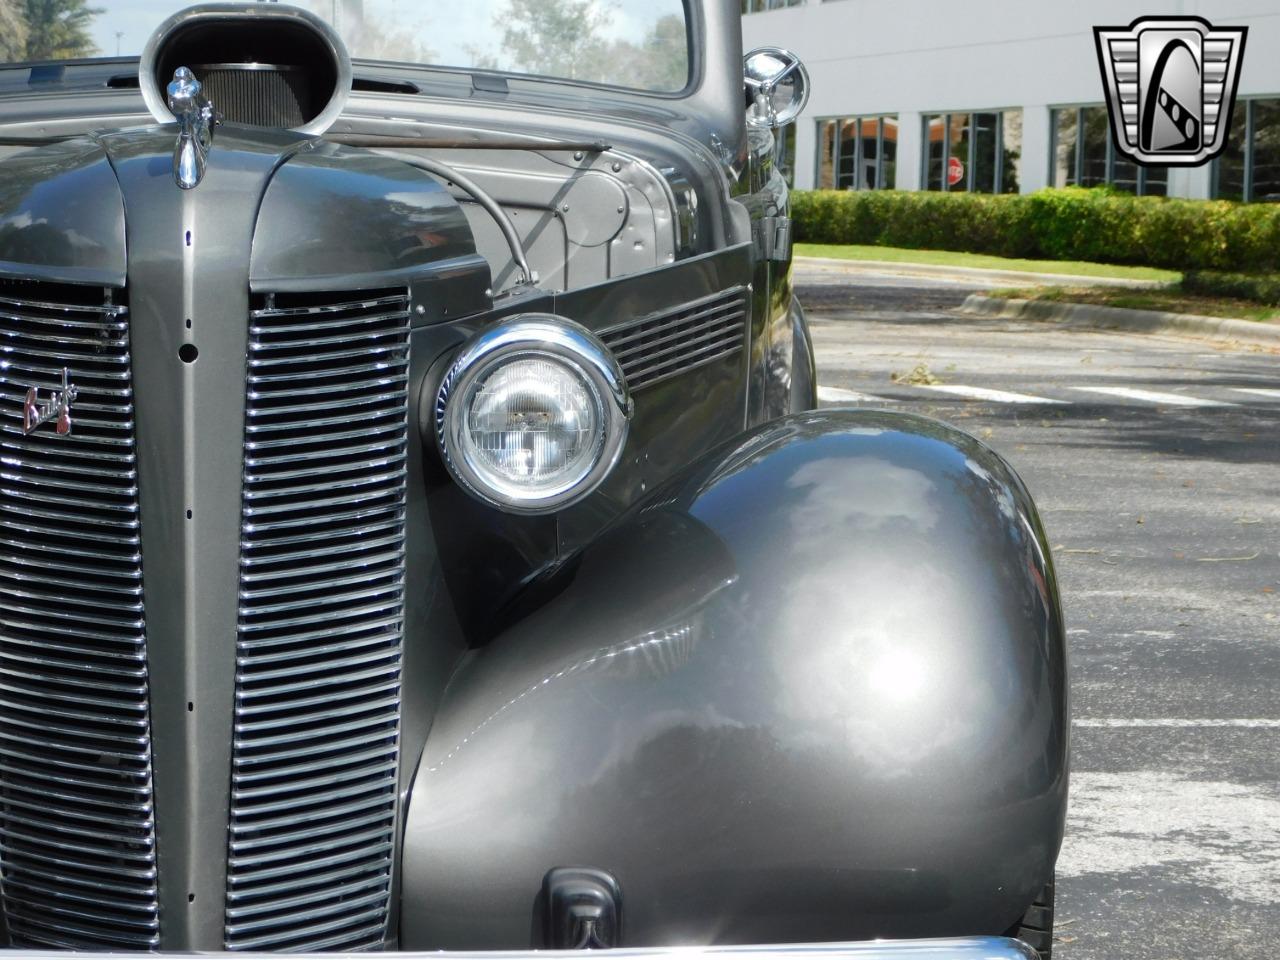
1005, 878, 1055, 960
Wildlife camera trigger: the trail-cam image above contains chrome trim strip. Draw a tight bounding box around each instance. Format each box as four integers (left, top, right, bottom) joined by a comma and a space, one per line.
0, 937, 1039, 959
194, 63, 304, 72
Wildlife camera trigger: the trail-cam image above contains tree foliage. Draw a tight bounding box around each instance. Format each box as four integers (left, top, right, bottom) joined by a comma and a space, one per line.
498, 0, 610, 82
495, 0, 687, 91
604, 14, 687, 91
22, 0, 101, 61
0, 0, 30, 61
350, 17, 435, 64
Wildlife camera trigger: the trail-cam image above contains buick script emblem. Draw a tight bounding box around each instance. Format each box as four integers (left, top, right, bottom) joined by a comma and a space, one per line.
1094, 16, 1247, 166
22, 368, 78, 437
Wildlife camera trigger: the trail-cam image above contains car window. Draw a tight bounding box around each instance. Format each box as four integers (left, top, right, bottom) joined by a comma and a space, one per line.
0, 0, 692, 94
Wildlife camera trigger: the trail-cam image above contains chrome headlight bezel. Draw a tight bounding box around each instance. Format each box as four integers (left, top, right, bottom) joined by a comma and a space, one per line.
435, 315, 632, 515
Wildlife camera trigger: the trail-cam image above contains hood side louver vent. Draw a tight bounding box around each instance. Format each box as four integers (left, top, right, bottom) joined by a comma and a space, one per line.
600, 287, 748, 391
0, 280, 161, 949
225, 288, 410, 952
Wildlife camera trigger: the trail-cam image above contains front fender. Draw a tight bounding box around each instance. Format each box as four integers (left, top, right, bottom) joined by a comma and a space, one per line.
401, 411, 1068, 949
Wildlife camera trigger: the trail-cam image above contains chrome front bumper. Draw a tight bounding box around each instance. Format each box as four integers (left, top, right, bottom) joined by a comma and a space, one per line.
0, 941, 1038, 960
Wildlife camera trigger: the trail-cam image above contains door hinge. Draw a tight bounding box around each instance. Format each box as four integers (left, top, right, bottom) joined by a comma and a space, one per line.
759, 215, 792, 262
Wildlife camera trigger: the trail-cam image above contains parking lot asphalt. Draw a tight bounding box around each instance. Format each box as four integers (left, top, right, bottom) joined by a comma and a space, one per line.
797, 265, 1280, 960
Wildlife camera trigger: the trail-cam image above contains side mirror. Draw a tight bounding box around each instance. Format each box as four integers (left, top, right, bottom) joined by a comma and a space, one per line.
744, 46, 810, 129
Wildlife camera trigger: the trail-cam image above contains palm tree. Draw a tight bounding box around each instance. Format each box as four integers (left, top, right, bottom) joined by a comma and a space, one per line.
23, 0, 102, 61
0, 0, 30, 62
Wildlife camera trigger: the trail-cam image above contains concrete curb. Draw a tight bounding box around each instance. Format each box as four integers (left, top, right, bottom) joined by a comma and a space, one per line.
961, 294, 1280, 348
795, 255, 1174, 289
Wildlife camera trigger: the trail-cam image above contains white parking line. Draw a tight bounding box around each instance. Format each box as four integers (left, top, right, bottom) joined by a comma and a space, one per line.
816, 385, 889, 403
917, 384, 1068, 404
1074, 718, 1280, 728
1070, 386, 1238, 407
819, 382, 1270, 408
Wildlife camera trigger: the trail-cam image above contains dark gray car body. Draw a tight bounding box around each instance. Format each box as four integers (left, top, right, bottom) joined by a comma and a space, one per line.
0, 0, 1066, 954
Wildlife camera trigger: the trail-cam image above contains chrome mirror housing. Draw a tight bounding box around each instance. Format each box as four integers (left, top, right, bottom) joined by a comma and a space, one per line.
744, 46, 810, 129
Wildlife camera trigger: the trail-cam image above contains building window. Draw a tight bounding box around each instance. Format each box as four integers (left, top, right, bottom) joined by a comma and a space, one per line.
742, 0, 803, 12
921, 111, 1021, 193
815, 115, 898, 190
1081, 106, 1109, 187
1213, 98, 1280, 202
1050, 106, 1168, 196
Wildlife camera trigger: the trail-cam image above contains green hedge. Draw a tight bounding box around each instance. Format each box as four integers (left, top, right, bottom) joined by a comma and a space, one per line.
1183, 269, 1280, 306
791, 187, 1280, 273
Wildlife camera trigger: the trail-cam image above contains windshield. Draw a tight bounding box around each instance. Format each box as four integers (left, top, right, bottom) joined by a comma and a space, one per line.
0, 0, 692, 93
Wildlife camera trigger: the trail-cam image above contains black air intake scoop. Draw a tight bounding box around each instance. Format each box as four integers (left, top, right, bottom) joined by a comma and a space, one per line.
138, 3, 351, 135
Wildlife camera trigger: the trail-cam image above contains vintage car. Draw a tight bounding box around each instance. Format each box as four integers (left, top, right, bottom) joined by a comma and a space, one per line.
0, 1, 1067, 958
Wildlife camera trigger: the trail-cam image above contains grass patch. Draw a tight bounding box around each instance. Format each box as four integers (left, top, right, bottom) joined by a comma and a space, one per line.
796, 243, 1179, 283
985, 285, 1280, 323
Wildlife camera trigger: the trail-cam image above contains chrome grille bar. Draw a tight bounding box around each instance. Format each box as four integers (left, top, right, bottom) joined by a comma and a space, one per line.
0, 279, 160, 950
600, 288, 749, 391
225, 289, 410, 952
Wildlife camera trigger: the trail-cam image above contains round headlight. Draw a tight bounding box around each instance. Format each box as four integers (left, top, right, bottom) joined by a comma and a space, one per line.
435, 316, 631, 514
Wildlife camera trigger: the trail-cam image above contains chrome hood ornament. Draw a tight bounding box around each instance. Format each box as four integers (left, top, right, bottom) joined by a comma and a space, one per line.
22, 368, 78, 437
167, 66, 217, 189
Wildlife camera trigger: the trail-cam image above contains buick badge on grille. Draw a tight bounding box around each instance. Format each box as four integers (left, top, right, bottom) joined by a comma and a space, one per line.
22, 368, 78, 436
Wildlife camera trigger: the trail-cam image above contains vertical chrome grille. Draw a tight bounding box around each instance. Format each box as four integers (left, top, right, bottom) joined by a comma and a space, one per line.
600, 288, 748, 391
0, 279, 160, 949
226, 289, 410, 952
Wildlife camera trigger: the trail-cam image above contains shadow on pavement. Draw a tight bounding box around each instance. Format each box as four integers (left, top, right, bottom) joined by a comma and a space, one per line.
1002, 403, 1280, 467
796, 282, 979, 315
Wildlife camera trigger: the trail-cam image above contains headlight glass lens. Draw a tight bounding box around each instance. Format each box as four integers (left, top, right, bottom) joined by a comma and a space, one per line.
459, 355, 606, 500
437, 315, 631, 514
